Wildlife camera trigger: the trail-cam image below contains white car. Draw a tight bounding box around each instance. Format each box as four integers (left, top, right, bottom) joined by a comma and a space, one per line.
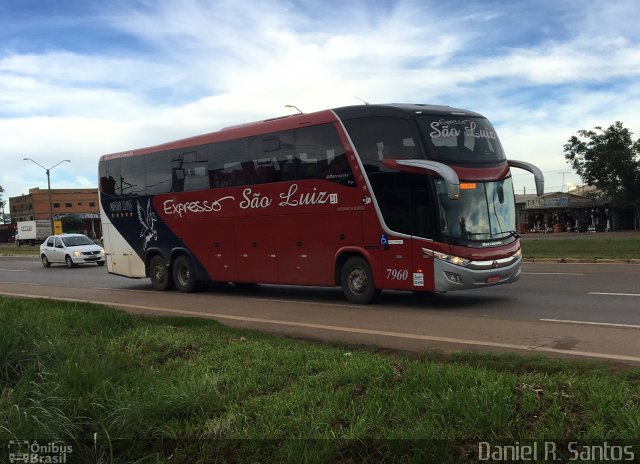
40, 234, 105, 268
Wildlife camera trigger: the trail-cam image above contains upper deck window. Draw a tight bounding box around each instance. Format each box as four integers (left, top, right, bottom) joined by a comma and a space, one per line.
418, 115, 505, 164
343, 117, 420, 166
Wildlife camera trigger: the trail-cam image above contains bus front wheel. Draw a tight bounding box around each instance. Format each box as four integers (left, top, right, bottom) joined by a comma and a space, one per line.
172, 255, 197, 293
149, 255, 173, 291
341, 256, 378, 304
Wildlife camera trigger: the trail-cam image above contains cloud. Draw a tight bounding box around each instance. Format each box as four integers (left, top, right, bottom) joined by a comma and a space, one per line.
1, 0, 640, 200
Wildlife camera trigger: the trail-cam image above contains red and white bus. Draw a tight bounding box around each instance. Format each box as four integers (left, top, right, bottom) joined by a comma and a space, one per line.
99, 104, 543, 303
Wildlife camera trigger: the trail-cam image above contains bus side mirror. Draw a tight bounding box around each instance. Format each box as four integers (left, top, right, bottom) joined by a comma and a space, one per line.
396, 160, 460, 200
507, 160, 544, 196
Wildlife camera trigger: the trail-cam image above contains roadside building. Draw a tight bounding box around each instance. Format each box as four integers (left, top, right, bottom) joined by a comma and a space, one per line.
516, 187, 636, 233
9, 188, 101, 238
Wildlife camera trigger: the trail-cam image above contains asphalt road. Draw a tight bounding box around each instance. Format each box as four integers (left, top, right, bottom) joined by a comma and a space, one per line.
1, 257, 639, 364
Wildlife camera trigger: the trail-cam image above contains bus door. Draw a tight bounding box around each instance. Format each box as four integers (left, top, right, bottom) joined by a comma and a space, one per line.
234, 216, 279, 283
380, 235, 414, 291
377, 186, 435, 291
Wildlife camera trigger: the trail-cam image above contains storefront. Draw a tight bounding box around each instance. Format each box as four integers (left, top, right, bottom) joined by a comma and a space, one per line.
516, 192, 633, 233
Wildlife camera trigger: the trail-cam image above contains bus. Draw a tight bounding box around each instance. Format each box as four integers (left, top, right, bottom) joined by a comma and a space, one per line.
98, 104, 543, 304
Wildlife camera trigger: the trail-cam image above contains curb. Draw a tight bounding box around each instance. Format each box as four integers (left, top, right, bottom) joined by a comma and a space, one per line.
523, 258, 640, 264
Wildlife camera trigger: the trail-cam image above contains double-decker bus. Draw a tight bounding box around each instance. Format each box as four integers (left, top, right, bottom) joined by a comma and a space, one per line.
99, 104, 543, 303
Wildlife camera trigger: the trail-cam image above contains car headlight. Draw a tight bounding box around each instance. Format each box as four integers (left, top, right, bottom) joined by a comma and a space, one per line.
422, 248, 470, 267
73, 251, 82, 257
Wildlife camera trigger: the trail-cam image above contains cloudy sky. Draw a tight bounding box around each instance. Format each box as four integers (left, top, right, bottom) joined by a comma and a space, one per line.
1, 0, 639, 206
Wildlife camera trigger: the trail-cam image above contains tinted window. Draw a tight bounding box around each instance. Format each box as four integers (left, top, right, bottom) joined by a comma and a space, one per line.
294, 124, 355, 186
99, 158, 120, 196
343, 117, 420, 169
372, 172, 434, 238
418, 115, 505, 163
180, 147, 209, 192
120, 155, 146, 196
249, 132, 293, 184
209, 138, 250, 188
146, 151, 173, 195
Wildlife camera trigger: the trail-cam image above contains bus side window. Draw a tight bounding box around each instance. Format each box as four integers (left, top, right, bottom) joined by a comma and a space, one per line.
120, 155, 146, 196
146, 151, 173, 195
209, 138, 250, 188
294, 124, 355, 186
182, 148, 209, 192
99, 158, 120, 196
249, 132, 293, 185
343, 117, 419, 169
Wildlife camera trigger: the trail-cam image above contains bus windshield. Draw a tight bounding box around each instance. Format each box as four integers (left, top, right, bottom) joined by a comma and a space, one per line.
417, 115, 505, 164
435, 177, 516, 243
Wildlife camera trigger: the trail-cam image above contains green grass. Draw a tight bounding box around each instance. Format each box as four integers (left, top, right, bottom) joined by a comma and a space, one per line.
0, 244, 41, 256
1, 297, 639, 463
521, 237, 640, 260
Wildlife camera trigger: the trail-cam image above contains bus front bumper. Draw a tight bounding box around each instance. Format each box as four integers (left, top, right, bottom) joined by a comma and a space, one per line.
433, 255, 522, 292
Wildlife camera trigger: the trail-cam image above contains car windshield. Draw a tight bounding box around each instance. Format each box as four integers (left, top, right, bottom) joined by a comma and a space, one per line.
436, 177, 516, 243
61, 235, 94, 247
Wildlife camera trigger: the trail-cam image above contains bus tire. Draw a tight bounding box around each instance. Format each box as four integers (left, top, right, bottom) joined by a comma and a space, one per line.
149, 255, 173, 291
340, 256, 378, 304
172, 255, 197, 293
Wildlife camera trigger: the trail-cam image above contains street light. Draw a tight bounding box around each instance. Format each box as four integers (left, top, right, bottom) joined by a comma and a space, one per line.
23, 158, 71, 234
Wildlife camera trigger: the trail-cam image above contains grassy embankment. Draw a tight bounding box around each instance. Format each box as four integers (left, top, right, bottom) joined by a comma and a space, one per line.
520, 237, 640, 261
1, 297, 639, 463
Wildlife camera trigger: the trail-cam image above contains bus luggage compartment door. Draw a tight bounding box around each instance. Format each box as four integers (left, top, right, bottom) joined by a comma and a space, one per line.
234, 216, 279, 284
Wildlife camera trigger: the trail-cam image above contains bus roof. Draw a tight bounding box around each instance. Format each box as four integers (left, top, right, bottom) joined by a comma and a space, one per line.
100, 103, 485, 161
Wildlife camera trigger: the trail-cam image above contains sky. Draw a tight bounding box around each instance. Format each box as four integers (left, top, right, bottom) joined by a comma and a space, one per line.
1, 0, 640, 209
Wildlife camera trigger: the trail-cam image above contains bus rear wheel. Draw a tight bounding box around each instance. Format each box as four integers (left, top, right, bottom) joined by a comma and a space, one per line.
341, 256, 378, 304
149, 255, 173, 291
172, 255, 197, 293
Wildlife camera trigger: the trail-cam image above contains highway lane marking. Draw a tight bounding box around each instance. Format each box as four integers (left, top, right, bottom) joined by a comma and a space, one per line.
522, 272, 584, 276
589, 292, 640, 297
2, 290, 640, 364
0, 268, 30, 272
1, 281, 41, 285
95, 287, 358, 308
541, 319, 640, 330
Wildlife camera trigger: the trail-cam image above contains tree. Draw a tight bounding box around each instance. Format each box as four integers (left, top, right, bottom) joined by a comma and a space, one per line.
564, 121, 640, 228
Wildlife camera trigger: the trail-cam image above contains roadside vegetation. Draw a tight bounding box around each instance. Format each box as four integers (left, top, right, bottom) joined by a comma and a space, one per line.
1, 297, 639, 463
0, 243, 43, 257
521, 236, 640, 261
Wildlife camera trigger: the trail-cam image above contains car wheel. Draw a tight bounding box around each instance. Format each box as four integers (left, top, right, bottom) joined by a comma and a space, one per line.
65, 255, 75, 268
149, 255, 173, 291
41, 254, 51, 268
172, 255, 197, 293
340, 256, 379, 304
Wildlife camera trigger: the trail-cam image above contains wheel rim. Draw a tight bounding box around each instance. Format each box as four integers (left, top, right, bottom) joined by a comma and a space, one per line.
176, 263, 190, 287
66, 256, 72, 266
348, 267, 367, 294
152, 264, 166, 283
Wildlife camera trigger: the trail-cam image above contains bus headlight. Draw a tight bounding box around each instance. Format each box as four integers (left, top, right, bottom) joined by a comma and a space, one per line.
422, 248, 470, 267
